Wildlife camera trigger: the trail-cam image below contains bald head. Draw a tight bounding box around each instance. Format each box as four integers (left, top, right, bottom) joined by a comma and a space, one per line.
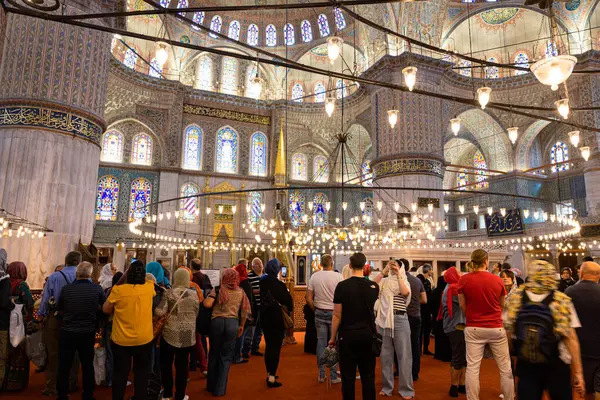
580, 262, 600, 282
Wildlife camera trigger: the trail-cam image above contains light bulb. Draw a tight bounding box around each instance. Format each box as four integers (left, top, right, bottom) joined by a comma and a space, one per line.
325, 202, 331, 211
327, 36, 343, 62
450, 118, 460, 136
581, 146, 591, 161
500, 208, 506, 217
477, 87, 492, 109
508, 127, 519, 145
387, 110, 399, 128
568, 131, 580, 147
250, 75, 263, 98
533, 210, 540, 220
428, 203, 434, 213
444, 203, 450, 213
246, 204, 251, 213
402, 66, 417, 91
550, 214, 556, 222
473, 205, 479, 214
523, 209, 530, 218
543, 212, 548, 221
555, 98, 570, 119
155, 42, 169, 66
342, 202, 348, 210
376, 201, 383, 211
394, 202, 400, 212
218, 205, 224, 214
260, 203, 266, 212
487, 207, 493, 216
459, 205, 465, 214
206, 207, 211, 215
359, 201, 365, 211
325, 97, 335, 117
308, 202, 314, 211
411, 202, 417, 212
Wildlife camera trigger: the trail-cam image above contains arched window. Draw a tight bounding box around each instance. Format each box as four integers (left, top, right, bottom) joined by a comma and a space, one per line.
191, 12, 204, 30
245, 63, 260, 98
247, 24, 259, 46
228, 20, 241, 40
545, 41, 558, 58
291, 83, 304, 102
221, 56, 238, 95
336, 79, 347, 99
196, 56, 212, 90
284, 23, 295, 45
215, 126, 239, 173
95, 175, 119, 221
457, 169, 468, 190
266, 24, 277, 47
289, 190, 306, 227
313, 155, 329, 182
247, 191, 262, 224
473, 150, 489, 189
249, 132, 268, 176
179, 183, 200, 223
101, 130, 123, 163
131, 133, 153, 165
183, 125, 202, 170
209, 15, 222, 38
291, 153, 308, 180
301, 20, 313, 42
551, 141, 569, 172
123, 48, 138, 69
159, 0, 170, 7
334, 8, 346, 30
313, 193, 328, 227
458, 60, 472, 77
485, 57, 499, 79
514, 53, 529, 75
314, 82, 326, 102
176, 0, 187, 16
361, 161, 373, 187
128, 177, 152, 222
148, 58, 162, 78
318, 14, 330, 37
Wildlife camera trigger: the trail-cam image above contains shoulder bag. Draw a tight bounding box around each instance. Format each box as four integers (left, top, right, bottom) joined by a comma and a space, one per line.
153, 289, 187, 338
363, 288, 382, 357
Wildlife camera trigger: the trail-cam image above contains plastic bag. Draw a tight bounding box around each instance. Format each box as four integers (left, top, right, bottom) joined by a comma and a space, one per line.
321, 346, 339, 368
25, 330, 46, 368
94, 346, 106, 386
9, 304, 25, 347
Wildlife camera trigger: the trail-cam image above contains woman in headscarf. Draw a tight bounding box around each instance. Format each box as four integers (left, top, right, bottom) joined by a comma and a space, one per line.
155, 268, 199, 400
438, 267, 466, 397
3, 261, 34, 391
203, 268, 251, 396
0, 249, 15, 390
179, 266, 203, 302
499, 269, 518, 307
177, 266, 207, 376
146, 261, 170, 287
558, 267, 576, 293
505, 260, 585, 400
259, 259, 293, 388
99, 263, 117, 290
233, 262, 253, 364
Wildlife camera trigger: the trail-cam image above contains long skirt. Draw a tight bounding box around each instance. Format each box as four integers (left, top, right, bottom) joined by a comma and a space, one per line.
3, 340, 30, 391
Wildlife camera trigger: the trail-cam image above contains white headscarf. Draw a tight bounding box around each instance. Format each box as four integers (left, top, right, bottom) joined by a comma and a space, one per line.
99, 263, 114, 290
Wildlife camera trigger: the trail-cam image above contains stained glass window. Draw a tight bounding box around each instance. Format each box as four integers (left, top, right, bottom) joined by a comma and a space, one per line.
123, 48, 138, 69
473, 150, 489, 189
314, 82, 326, 102
247, 24, 259, 46
191, 12, 204, 30
551, 141, 569, 172
228, 20, 241, 40
128, 177, 152, 222
209, 15, 222, 39
183, 125, 202, 170
485, 57, 499, 79
248, 191, 262, 224
148, 58, 162, 78
221, 56, 238, 95
131, 133, 152, 165
179, 183, 200, 223
95, 175, 119, 221
458, 60, 472, 77
301, 20, 313, 43
245, 63, 260, 98
362, 161, 373, 187
514, 53, 529, 75
289, 190, 306, 227
159, 0, 170, 7
457, 169, 468, 190
291, 83, 304, 102
197, 56, 212, 90
336, 79, 347, 99
284, 23, 295, 45
249, 132, 268, 176
291, 153, 308, 180
334, 8, 346, 30
266, 24, 277, 47
313, 155, 329, 182
176, 0, 187, 16
545, 41, 558, 58
318, 14, 330, 37
313, 193, 328, 227
215, 126, 239, 173
101, 130, 123, 162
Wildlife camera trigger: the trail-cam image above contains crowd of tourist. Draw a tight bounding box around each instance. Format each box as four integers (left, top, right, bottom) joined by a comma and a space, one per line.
0, 246, 599, 400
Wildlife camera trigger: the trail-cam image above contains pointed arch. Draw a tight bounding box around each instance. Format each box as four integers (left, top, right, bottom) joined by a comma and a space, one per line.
215, 126, 239, 173
101, 129, 124, 163
95, 175, 119, 221
179, 182, 200, 223
183, 124, 203, 170
473, 150, 489, 189
128, 177, 152, 222
291, 153, 308, 180
131, 133, 153, 165
313, 155, 329, 182
313, 193, 328, 227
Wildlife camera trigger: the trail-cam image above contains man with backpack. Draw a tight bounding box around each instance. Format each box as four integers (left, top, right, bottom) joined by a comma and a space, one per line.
505, 260, 585, 400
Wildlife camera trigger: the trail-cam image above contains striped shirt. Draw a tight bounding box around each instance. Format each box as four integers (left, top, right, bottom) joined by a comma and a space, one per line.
393, 294, 407, 312
58, 280, 106, 333
248, 271, 261, 307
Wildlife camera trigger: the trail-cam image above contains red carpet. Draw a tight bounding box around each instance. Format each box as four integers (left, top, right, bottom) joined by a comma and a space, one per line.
1, 333, 549, 399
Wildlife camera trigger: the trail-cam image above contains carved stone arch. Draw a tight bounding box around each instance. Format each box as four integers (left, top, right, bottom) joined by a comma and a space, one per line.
106, 116, 167, 167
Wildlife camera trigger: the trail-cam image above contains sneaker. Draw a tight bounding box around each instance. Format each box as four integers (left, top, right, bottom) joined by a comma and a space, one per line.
318, 376, 326, 383
126, 381, 132, 387
183, 396, 189, 400
331, 377, 342, 384
449, 385, 459, 398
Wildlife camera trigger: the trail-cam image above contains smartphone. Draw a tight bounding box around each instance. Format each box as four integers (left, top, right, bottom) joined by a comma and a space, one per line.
281, 266, 288, 278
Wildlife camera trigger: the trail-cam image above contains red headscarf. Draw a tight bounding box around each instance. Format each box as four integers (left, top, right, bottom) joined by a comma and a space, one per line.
218, 268, 251, 316
234, 264, 249, 282
438, 266, 461, 321
8, 262, 27, 294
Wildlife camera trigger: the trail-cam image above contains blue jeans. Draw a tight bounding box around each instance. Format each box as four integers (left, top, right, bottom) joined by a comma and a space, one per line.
315, 309, 338, 380
380, 314, 414, 397
242, 314, 262, 355
233, 327, 247, 363
207, 317, 239, 396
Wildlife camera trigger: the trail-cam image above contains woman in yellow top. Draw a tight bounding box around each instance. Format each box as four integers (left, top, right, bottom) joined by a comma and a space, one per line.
103, 260, 155, 400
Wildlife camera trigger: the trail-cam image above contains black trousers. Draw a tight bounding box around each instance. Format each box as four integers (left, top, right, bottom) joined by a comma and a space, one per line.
408, 316, 422, 380
57, 330, 95, 400
159, 338, 192, 400
112, 340, 153, 400
516, 359, 572, 400
338, 333, 376, 400
261, 315, 284, 376
421, 311, 432, 353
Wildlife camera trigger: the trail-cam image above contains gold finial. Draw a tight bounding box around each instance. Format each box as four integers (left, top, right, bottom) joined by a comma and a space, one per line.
274, 117, 287, 179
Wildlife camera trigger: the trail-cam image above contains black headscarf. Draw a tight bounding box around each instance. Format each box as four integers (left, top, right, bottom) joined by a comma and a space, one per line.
126, 260, 146, 285
112, 272, 123, 287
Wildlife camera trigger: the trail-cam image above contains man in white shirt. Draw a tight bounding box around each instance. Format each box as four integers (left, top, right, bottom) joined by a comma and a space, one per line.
307, 254, 343, 383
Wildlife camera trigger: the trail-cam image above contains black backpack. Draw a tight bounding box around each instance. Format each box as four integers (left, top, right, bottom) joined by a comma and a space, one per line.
513, 290, 559, 364
196, 287, 219, 335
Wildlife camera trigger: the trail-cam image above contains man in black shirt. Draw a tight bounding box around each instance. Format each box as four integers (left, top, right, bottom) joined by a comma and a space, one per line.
190, 258, 213, 296
566, 261, 600, 398
330, 252, 379, 400
57, 261, 106, 400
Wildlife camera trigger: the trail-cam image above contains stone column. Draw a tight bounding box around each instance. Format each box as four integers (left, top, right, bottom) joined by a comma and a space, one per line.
584, 156, 600, 217
0, 7, 111, 287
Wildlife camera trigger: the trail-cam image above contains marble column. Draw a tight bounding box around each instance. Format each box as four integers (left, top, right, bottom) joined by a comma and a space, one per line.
0, 7, 111, 288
